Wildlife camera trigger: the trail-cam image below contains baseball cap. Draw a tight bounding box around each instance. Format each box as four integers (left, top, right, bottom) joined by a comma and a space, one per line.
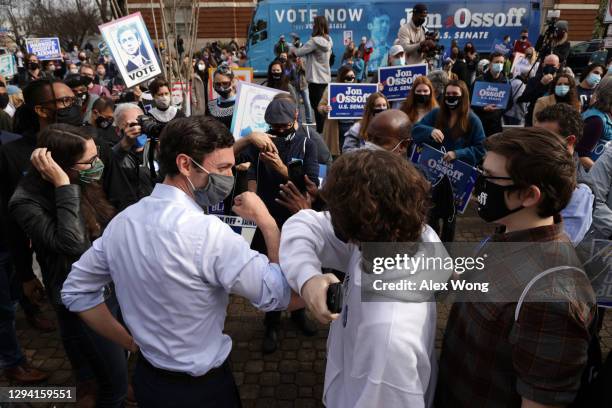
264, 98, 296, 124
389, 44, 404, 56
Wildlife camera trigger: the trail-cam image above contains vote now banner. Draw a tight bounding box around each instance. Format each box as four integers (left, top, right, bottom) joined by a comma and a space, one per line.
328, 83, 378, 120
471, 81, 511, 109
411, 144, 479, 214
378, 64, 428, 101
26, 38, 62, 61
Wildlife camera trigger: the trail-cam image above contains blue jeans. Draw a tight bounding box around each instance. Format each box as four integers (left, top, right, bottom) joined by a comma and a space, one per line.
0, 249, 25, 369
298, 87, 314, 124
54, 292, 128, 407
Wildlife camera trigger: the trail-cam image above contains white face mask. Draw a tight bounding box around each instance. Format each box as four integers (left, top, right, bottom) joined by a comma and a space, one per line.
155, 95, 172, 110
70, 68, 79, 74
197, 63, 205, 71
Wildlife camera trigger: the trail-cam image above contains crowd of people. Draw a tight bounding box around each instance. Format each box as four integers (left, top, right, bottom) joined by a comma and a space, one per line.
0, 3, 612, 408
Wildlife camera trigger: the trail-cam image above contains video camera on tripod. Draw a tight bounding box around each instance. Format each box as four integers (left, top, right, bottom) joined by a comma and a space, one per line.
535, 10, 568, 57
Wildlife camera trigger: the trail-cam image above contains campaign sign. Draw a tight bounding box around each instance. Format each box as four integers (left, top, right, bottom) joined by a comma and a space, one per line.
0, 54, 17, 78
99, 12, 162, 88
591, 139, 611, 162
231, 81, 287, 140
216, 215, 257, 245
379, 64, 428, 101
471, 81, 511, 109
411, 144, 479, 214
26, 38, 62, 61
328, 83, 378, 120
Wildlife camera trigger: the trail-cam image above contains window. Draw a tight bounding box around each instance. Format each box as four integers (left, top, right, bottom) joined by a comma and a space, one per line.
571, 42, 590, 54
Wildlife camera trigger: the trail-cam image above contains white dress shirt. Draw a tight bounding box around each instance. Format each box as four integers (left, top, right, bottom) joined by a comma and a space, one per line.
62, 183, 290, 376
280, 210, 438, 408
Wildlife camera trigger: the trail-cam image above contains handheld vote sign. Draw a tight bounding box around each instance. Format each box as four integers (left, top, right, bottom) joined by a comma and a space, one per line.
328, 83, 378, 120
411, 144, 479, 214
25, 38, 62, 61
471, 81, 511, 109
99, 12, 162, 88
378, 64, 428, 101
215, 215, 257, 245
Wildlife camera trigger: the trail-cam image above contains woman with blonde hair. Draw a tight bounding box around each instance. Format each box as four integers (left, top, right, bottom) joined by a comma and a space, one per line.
342, 92, 388, 153
400, 75, 438, 124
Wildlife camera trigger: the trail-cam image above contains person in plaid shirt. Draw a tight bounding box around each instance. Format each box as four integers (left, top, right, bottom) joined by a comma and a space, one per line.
436, 127, 596, 407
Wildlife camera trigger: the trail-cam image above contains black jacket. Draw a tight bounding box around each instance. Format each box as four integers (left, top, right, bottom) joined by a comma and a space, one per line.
103, 143, 154, 212
9, 179, 90, 305
517, 74, 549, 126
0, 130, 37, 283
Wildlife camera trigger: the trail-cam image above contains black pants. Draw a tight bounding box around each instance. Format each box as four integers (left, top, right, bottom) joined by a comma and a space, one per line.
308, 83, 327, 134
133, 357, 242, 408
54, 293, 128, 407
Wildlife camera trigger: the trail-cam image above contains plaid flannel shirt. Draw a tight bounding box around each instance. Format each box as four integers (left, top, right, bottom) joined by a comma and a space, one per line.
436, 216, 596, 407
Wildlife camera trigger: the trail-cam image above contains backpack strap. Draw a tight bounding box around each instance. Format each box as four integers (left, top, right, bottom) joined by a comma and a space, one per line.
514, 266, 586, 322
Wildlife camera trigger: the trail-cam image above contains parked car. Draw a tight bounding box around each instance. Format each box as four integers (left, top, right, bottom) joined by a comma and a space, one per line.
566, 39, 607, 75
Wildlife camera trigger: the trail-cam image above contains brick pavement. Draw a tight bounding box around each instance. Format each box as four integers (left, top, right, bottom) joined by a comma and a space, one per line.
2, 205, 611, 407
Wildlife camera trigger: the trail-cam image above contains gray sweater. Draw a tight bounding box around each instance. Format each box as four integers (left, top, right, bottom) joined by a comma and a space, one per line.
295, 36, 333, 84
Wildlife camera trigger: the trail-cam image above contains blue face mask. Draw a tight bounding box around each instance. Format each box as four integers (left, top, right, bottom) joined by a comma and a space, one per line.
134, 133, 148, 148
555, 85, 570, 97
586, 72, 601, 87
491, 62, 504, 74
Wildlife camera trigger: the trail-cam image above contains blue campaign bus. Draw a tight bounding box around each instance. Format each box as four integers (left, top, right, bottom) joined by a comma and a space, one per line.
246, 0, 542, 75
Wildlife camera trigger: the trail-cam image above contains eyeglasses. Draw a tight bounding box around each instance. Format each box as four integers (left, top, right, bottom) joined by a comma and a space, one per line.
39, 96, 78, 109
391, 138, 412, 152
73, 155, 99, 169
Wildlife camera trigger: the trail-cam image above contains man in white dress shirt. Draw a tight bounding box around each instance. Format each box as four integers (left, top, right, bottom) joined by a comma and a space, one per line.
62, 115, 301, 407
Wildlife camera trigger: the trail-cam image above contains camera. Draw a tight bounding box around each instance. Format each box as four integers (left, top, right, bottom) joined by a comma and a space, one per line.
137, 115, 165, 140
421, 31, 444, 60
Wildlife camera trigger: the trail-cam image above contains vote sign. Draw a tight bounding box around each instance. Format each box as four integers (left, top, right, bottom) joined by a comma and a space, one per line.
328, 83, 378, 120
471, 81, 511, 109
379, 64, 428, 101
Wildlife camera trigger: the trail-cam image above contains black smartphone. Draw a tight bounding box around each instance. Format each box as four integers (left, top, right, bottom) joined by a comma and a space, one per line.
288, 159, 307, 193
326, 282, 343, 314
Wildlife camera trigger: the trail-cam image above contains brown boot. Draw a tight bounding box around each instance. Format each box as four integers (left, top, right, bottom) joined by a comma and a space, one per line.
4, 363, 49, 383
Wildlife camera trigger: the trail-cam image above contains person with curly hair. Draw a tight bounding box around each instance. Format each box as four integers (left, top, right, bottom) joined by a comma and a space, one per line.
279, 149, 440, 407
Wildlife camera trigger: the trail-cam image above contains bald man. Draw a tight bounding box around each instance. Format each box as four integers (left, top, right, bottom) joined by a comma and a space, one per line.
517, 53, 560, 126
365, 109, 413, 155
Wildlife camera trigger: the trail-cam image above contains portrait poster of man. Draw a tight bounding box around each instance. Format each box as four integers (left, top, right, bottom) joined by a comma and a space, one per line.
230, 81, 287, 140
99, 12, 162, 88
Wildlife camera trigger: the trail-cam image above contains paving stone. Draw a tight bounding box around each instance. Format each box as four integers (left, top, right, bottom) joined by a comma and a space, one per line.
244, 360, 264, 373
259, 371, 280, 386
276, 384, 298, 400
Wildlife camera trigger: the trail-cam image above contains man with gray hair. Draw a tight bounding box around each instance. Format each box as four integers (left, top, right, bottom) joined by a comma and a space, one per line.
427, 70, 449, 106
517, 53, 561, 126
104, 102, 155, 211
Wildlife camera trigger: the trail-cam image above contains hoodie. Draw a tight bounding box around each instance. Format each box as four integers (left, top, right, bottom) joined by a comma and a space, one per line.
295, 36, 333, 84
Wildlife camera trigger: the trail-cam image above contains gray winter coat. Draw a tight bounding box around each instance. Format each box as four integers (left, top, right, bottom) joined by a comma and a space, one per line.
295, 36, 333, 84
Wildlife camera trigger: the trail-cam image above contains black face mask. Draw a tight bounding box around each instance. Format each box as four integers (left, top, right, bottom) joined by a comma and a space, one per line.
414, 17, 426, 27
415, 94, 431, 105
521, 35, 528, 40
279, 57, 287, 63
0, 93, 9, 110
473, 176, 524, 222
55, 104, 83, 126
271, 73, 282, 80
214, 85, 232, 99
95, 115, 112, 129
372, 108, 386, 116
444, 95, 460, 110
28, 62, 39, 71
268, 125, 295, 138
542, 65, 557, 75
